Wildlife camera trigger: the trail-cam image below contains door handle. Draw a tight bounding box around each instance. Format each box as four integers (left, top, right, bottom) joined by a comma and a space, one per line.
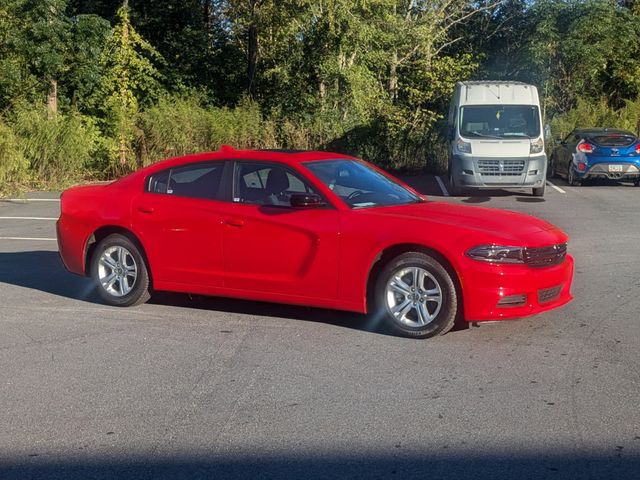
225, 218, 245, 227
137, 206, 154, 214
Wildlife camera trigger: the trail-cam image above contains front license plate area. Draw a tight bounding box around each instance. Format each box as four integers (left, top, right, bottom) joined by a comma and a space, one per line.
608, 164, 623, 172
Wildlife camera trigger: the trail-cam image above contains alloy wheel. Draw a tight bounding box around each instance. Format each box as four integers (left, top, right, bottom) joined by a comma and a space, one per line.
98, 246, 138, 297
385, 266, 443, 327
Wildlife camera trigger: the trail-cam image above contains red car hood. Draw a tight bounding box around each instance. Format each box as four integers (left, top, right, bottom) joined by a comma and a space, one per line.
366, 201, 565, 243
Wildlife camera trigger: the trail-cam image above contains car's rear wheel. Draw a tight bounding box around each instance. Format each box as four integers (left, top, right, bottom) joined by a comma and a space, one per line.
90, 234, 151, 307
372, 252, 458, 339
567, 164, 581, 186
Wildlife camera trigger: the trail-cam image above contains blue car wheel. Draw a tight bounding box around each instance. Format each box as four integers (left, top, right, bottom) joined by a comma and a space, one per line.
568, 163, 581, 186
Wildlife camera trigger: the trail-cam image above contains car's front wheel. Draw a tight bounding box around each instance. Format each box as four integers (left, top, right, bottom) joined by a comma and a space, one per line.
372, 252, 458, 339
533, 184, 545, 197
90, 233, 151, 307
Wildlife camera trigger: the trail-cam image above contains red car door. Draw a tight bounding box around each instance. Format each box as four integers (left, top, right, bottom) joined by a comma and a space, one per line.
220, 161, 339, 300
131, 161, 227, 288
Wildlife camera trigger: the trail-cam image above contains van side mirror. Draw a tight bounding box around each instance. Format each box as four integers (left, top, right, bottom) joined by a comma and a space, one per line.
290, 193, 325, 208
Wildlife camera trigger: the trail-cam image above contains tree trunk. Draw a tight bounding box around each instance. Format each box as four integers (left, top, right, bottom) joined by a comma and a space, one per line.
389, 51, 398, 103
47, 79, 57, 117
248, 23, 258, 96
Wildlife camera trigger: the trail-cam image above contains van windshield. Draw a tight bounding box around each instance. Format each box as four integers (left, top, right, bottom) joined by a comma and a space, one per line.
459, 105, 540, 139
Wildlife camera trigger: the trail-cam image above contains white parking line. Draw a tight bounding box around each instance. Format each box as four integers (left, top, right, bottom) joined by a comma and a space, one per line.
0, 217, 57, 221
546, 180, 566, 194
435, 176, 450, 196
0, 237, 57, 241
1, 198, 60, 203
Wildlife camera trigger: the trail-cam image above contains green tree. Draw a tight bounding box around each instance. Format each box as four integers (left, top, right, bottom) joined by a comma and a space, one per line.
530, 0, 640, 115
97, 1, 162, 172
0, 0, 70, 113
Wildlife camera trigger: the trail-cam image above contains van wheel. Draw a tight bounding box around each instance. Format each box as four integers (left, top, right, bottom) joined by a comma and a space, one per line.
372, 252, 458, 339
448, 171, 464, 196
533, 185, 545, 197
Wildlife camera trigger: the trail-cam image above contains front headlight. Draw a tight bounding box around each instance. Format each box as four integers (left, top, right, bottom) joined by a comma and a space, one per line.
456, 139, 472, 154
466, 245, 525, 264
530, 138, 544, 154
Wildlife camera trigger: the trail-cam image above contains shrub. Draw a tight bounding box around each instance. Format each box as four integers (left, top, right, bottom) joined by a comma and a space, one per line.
11, 105, 101, 185
0, 120, 28, 191
139, 95, 278, 165
550, 97, 640, 139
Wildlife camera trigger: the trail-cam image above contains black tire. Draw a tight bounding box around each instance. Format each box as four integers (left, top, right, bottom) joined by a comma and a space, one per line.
448, 170, 464, 196
634, 178, 640, 187
567, 164, 581, 186
533, 184, 545, 197
372, 252, 458, 339
90, 233, 151, 307
547, 156, 557, 179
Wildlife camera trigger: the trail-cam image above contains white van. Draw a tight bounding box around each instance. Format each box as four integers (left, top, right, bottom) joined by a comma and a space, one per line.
447, 81, 547, 196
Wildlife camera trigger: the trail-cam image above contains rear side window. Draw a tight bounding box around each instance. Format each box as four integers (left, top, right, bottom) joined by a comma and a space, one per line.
147, 162, 224, 200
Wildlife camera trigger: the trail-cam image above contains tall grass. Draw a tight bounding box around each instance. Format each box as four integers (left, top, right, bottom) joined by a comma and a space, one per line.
550, 98, 640, 139
0, 120, 28, 189
139, 95, 277, 165
11, 106, 101, 184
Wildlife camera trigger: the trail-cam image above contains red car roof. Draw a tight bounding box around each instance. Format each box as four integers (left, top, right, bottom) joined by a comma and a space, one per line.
147, 147, 356, 171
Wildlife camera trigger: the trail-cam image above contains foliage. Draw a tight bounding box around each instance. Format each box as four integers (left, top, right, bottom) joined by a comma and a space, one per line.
10, 104, 101, 184
0, 120, 28, 189
96, 4, 163, 173
138, 95, 277, 165
5, 0, 640, 195
550, 97, 640, 140
529, 0, 640, 115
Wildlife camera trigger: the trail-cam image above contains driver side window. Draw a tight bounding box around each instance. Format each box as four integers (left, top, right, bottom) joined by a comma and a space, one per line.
234, 162, 316, 206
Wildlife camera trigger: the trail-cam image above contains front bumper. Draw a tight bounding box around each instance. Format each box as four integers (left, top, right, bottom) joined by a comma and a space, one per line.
451, 154, 547, 189
460, 254, 574, 322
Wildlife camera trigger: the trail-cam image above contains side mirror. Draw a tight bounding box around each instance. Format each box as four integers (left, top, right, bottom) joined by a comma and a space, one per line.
290, 193, 325, 209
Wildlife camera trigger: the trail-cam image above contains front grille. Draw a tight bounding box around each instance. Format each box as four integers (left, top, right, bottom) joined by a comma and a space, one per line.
538, 285, 562, 303
477, 159, 525, 175
524, 244, 567, 268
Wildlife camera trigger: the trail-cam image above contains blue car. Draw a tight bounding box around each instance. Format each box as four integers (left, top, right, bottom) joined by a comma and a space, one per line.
549, 128, 640, 186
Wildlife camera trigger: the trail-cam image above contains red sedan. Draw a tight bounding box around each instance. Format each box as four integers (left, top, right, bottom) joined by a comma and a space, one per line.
57, 147, 574, 338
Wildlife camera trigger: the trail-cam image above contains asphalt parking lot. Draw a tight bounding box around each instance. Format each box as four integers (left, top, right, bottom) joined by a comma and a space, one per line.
1, 177, 639, 480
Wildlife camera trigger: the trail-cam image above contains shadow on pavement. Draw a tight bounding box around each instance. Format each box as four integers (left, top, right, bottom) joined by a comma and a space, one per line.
0, 250, 100, 303
1, 452, 638, 480
400, 174, 548, 201
0, 251, 471, 336
552, 177, 639, 188
516, 197, 546, 203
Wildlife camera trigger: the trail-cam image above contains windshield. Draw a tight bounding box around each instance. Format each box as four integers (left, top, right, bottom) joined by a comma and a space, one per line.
304, 159, 422, 209
460, 105, 541, 139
